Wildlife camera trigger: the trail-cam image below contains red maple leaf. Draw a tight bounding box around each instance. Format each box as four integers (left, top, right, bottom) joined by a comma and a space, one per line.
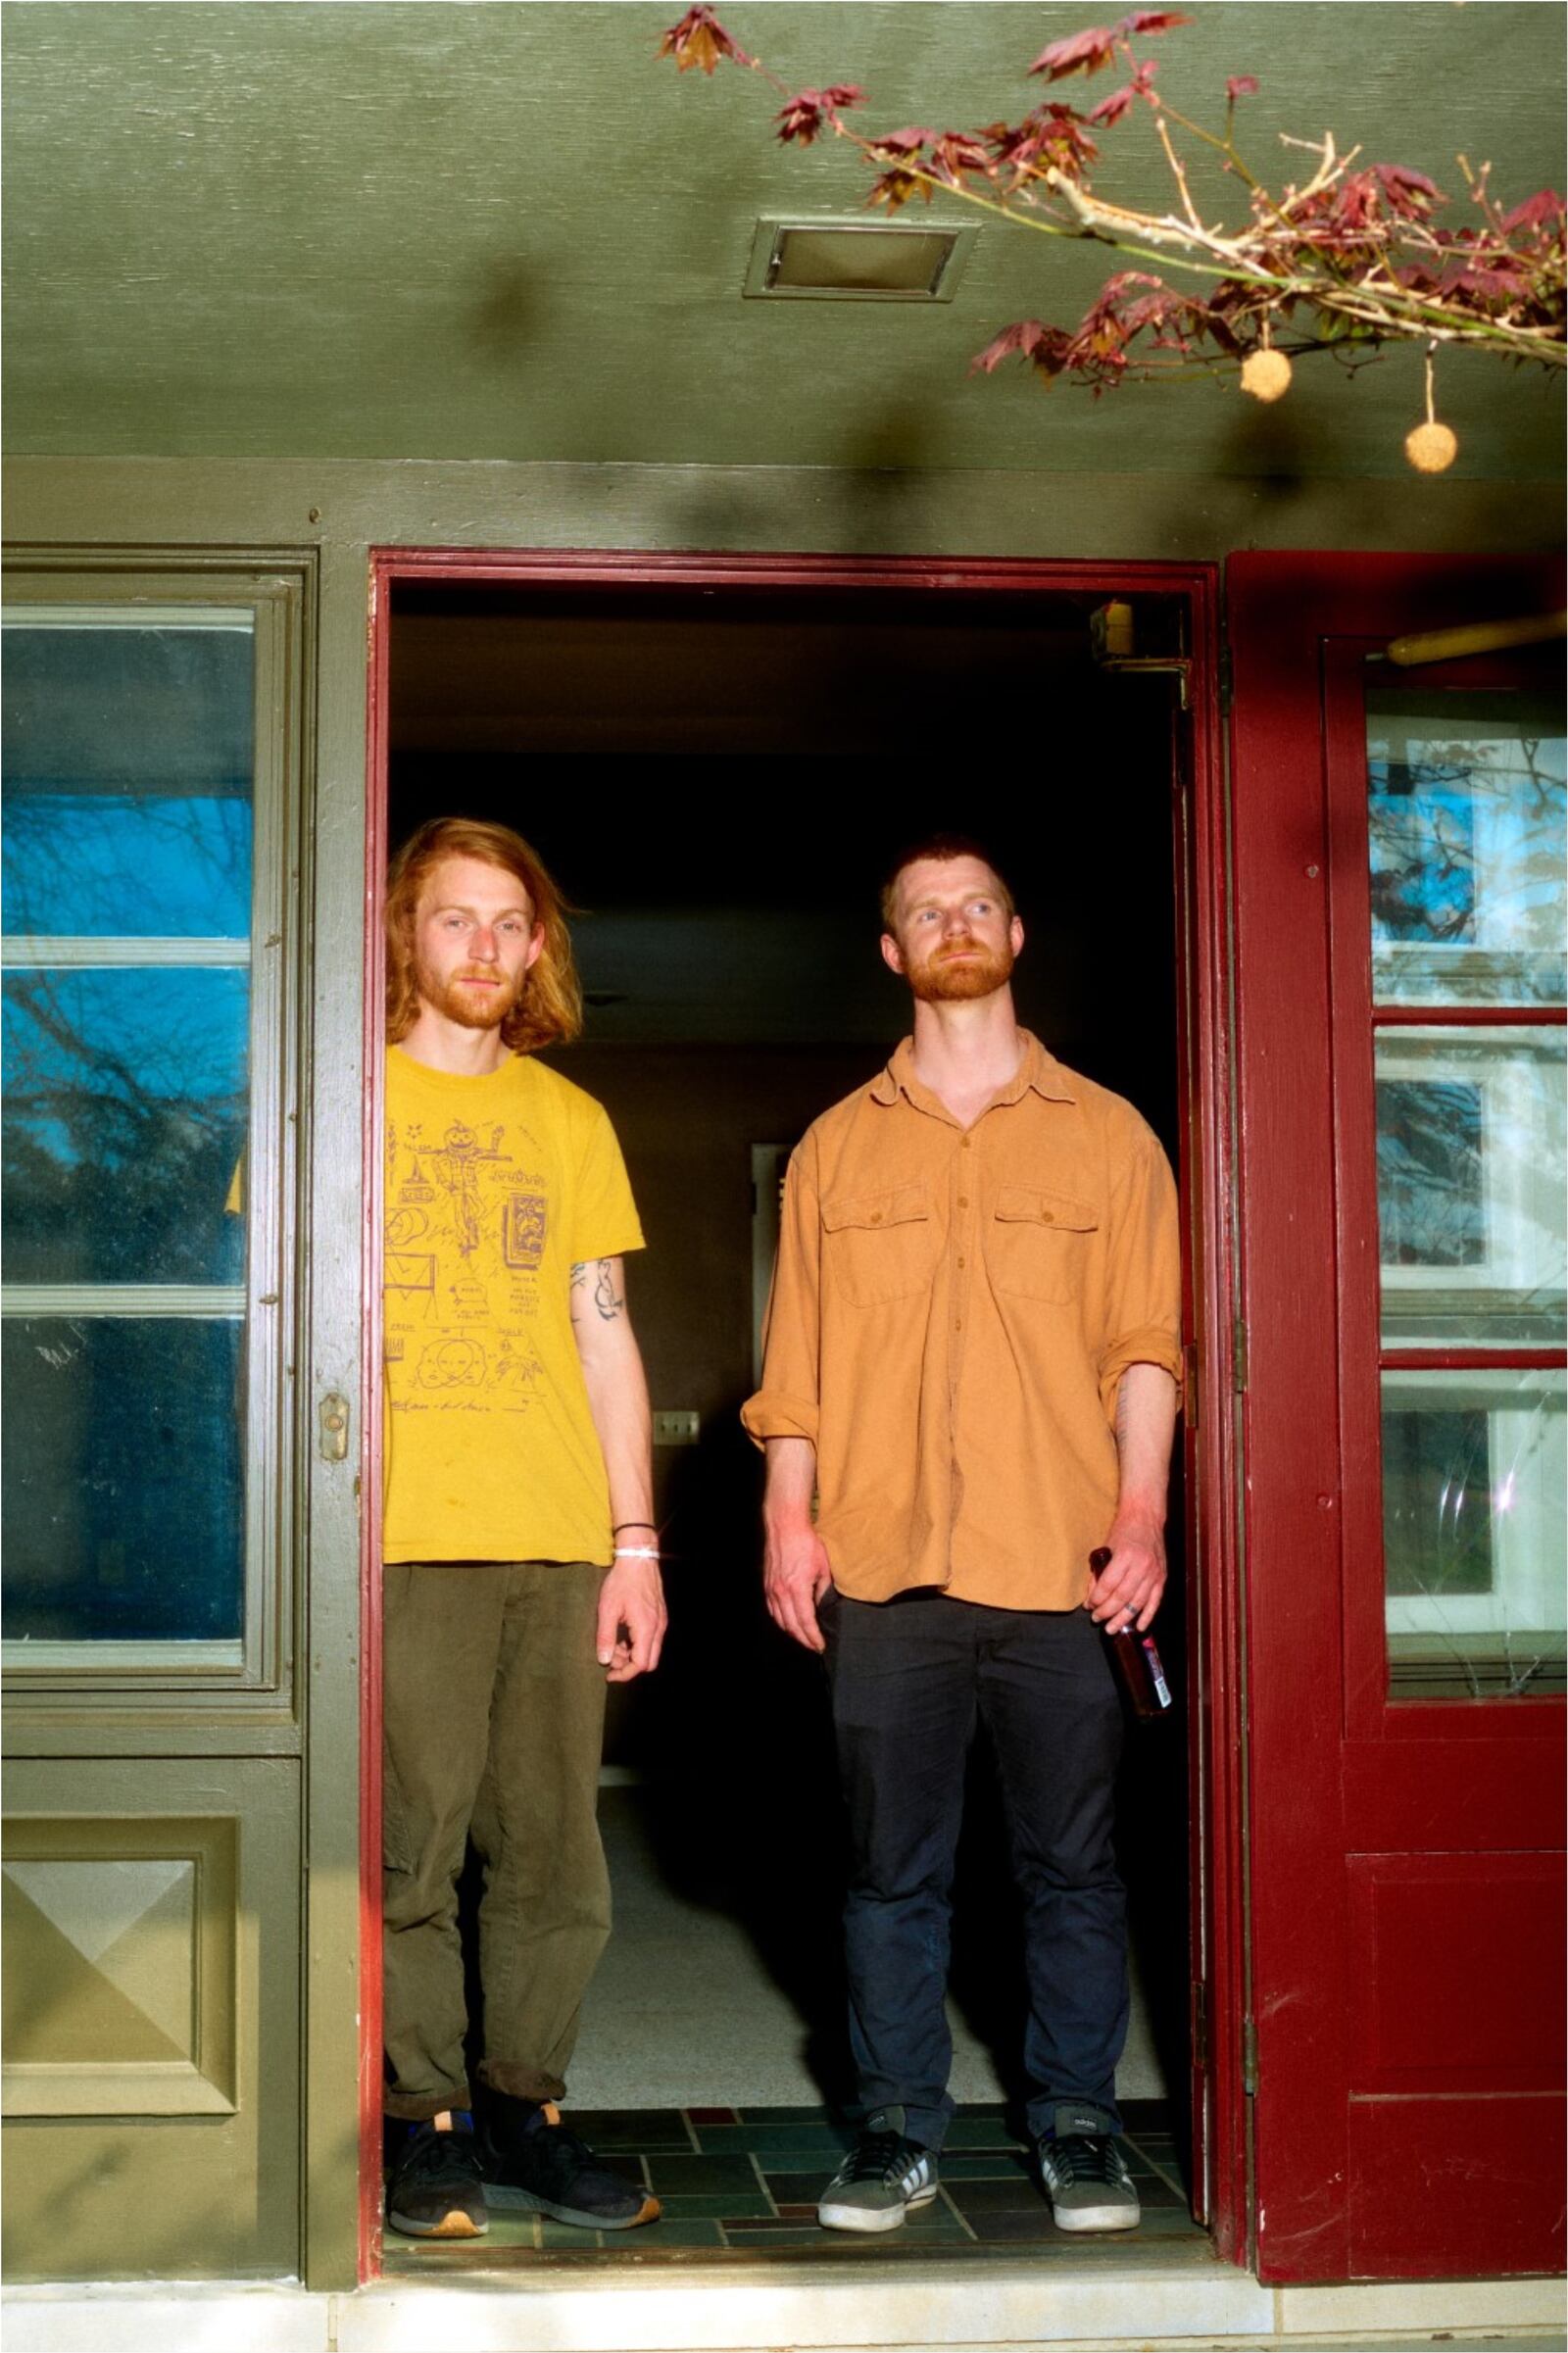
1371, 163, 1443, 217
774, 84, 865, 145
1118, 10, 1193, 31
1501, 189, 1566, 232
656, 6, 750, 74
866, 168, 933, 213
1028, 25, 1120, 81
926, 130, 994, 187
1226, 74, 1259, 100
1089, 58, 1156, 123
969, 319, 1054, 373
1089, 83, 1138, 126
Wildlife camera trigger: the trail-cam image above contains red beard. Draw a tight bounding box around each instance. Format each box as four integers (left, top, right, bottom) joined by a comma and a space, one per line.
415, 958, 527, 1030
907, 940, 1015, 1004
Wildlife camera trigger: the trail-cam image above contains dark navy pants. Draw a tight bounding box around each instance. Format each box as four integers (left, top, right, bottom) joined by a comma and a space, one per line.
821, 1587, 1128, 2153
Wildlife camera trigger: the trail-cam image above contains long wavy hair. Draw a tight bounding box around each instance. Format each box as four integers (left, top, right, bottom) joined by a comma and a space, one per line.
385, 816, 584, 1053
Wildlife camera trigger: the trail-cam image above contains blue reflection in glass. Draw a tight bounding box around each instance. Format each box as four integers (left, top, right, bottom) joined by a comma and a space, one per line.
2, 970, 249, 1284
1368, 759, 1476, 946
2, 1318, 244, 1642
3, 794, 253, 940
2, 623, 253, 939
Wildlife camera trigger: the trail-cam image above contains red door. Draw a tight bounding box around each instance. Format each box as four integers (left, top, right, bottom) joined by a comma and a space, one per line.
1230, 554, 1566, 2282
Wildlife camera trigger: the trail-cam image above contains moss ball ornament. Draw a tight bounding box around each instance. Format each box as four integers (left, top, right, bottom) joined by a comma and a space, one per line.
1404, 419, 1459, 473
1240, 347, 1293, 402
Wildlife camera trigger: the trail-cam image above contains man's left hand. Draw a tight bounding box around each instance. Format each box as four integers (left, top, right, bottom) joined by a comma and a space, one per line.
1088, 1508, 1166, 1635
596, 1554, 667, 1683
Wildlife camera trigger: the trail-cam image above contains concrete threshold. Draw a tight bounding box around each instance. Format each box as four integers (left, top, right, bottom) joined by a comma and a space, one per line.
4, 2263, 1565, 2352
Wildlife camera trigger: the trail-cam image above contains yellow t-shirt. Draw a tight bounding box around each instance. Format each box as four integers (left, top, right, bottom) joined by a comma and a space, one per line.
382, 1047, 644, 1565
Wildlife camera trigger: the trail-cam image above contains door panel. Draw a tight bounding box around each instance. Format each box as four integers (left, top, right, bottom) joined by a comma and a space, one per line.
1229, 552, 1566, 2283
1, 1756, 301, 2279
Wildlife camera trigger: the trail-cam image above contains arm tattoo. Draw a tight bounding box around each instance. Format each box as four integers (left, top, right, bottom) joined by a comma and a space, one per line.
593, 1259, 623, 1321
570, 1261, 588, 1289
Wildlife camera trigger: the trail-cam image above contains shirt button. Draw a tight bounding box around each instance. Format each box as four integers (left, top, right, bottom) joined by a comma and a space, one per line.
961, 1137, 972, 1151
956, 1255, 966, 1269
956, 1196, 968, 1208
869, 1210, 883, 1223
955, 1318, 962, 1331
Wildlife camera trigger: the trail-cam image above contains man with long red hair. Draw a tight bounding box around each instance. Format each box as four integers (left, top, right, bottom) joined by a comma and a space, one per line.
379, 816, 664, 2240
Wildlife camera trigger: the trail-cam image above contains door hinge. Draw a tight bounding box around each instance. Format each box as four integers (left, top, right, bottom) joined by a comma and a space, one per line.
1191, 1979, 1208, 2071
1243, 2017, 1259, 2096
1232, 1314, 1249, 1395
1217, 641, 1234, 716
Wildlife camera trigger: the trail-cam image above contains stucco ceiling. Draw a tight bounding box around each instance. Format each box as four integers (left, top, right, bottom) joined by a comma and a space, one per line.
4, 2, 1564, 477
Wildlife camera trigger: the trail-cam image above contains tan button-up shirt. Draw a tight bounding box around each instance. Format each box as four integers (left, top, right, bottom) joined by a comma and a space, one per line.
741, 1032, 1183, 1611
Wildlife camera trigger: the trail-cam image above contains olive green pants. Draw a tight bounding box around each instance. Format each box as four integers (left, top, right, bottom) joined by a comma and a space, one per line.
381, 1559, 611, 2122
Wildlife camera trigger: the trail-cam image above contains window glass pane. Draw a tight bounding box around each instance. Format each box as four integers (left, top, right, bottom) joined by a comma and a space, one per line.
1, 1318, 244, 1643
1366, 688, 1565, 1006
2, 619, 253, 939
1383, 1367, 1566, 1699
2, 970, 249, 1285
1376, 1027, 1566, 1348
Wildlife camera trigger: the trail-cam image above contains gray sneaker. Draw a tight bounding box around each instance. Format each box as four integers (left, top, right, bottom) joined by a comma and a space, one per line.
1037, 2104, 1141, 2232
818, 2106, 939, 2233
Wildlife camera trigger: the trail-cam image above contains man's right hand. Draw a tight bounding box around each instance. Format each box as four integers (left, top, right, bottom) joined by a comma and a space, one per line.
763, 1516, 834, 1654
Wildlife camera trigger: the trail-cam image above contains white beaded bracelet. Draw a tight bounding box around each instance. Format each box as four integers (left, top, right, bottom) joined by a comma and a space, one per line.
612, 1545, 661, 1559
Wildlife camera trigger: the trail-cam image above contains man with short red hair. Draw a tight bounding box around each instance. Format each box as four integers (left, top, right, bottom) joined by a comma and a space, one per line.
745, 835, 1182, 2237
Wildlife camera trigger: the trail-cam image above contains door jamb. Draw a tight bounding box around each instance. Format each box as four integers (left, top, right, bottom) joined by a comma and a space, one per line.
360, 546, 1246, 2280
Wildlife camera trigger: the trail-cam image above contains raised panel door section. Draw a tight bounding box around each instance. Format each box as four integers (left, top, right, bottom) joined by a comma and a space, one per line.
0, 1757, 299, 2280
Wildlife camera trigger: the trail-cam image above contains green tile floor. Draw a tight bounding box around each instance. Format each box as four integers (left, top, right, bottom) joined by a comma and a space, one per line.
385, 2100, 1211, 2270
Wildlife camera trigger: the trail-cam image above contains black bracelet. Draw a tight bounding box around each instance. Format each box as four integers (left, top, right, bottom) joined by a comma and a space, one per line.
612, 1521, 657, 1537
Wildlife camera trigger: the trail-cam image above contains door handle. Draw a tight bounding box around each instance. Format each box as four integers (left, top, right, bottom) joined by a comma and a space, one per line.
318, 1391, 351, 1462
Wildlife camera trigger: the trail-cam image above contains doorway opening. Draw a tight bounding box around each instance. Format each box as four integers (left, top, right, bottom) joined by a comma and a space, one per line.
366, 553, 1237, 2276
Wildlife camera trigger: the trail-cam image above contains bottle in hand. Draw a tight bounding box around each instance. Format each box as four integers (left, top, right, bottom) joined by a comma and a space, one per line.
1090, 1546, 1174, 1721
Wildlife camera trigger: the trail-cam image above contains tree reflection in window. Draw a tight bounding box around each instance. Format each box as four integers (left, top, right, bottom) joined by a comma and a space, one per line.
1376, 1078, 1484, 1268
1367, 698, 1566, 1002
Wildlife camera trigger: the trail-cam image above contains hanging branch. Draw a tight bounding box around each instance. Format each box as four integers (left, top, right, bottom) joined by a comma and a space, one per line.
657, 8, 1565, 466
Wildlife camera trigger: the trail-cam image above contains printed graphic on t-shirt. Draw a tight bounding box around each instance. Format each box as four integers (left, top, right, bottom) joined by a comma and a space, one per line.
384, 1114, 553, 1416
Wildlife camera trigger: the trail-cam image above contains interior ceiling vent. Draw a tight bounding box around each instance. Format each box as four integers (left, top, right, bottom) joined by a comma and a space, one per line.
744, 217, 976, 302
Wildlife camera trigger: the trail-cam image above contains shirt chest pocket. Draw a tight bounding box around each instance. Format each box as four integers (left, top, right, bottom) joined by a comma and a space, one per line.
986, 1184, 1099, 1302
821, 1184, 937, 1305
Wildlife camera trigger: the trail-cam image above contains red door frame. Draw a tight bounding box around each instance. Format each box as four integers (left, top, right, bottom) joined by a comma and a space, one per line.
358, 548, 1245, 2280
1228, 551, 1566, 2284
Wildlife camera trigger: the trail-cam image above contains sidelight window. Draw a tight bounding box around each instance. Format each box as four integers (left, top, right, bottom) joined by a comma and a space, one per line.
1364, 685, 1566, 1698
2, 589, 297, 1683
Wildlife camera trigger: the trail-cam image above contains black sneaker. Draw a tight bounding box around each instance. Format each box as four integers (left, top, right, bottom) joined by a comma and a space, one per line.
817, 2105, 939, 2233
476, 2095, 660, 2230
386, 2117, 488, 2238
1036, 2104, 1140, 2232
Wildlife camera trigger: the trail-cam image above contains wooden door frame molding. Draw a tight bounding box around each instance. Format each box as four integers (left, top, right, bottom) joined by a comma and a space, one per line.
360, 546, 1244, 2280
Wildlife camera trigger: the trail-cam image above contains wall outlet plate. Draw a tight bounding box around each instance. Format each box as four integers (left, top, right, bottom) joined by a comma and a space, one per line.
652, 1409, 700, 1446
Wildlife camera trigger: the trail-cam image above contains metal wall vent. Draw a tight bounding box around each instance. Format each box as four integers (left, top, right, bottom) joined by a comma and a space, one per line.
744, 217, 976, 302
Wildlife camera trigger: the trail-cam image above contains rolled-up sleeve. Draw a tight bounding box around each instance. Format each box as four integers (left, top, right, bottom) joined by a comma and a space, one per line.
741, 1143, 822, 1449
1097, 1121, 1184, 1427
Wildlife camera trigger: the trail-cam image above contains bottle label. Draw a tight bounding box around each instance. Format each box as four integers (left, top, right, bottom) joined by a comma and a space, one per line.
1141, 1637, 1173, 1709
